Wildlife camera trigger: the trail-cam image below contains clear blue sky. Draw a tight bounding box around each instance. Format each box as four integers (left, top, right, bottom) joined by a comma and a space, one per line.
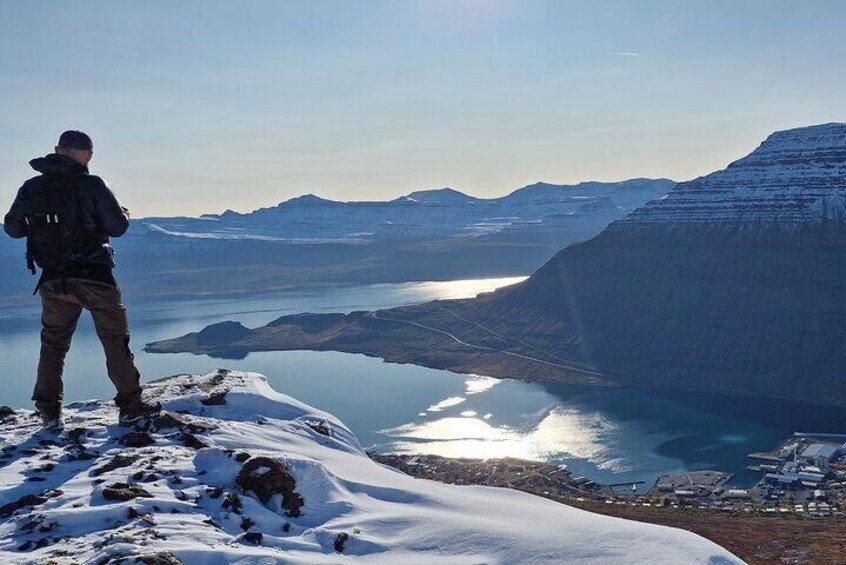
1, 1, 844, 217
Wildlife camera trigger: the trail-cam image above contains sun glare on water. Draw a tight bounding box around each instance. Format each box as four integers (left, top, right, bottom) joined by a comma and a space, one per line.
381, 375, 627, 470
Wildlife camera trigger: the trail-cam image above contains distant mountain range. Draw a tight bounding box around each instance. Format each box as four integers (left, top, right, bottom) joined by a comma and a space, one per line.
1, 179, 674, 301
147, 123, 846, 407
130, 178, 673, 243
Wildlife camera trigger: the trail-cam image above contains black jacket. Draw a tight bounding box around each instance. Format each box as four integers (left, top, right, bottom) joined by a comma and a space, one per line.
4, 153, 130, 283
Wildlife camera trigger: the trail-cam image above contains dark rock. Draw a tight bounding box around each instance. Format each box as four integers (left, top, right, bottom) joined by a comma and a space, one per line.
282, 522, 291, 533
102, 483, 153, 502
206, 486, 223, 499
222, 492, 243, 513
242, 531, 262, 545
138, 553, 183, 565
240, 517, 255, 531
18, 540, 34, 551
0, 406, 15, 419
334, 532, 349, 553
143, 473, 161, 483
132, 471, 145, 481
0, 493, 48, 518
305, 420, 331, 437
21, 519, 40, 531
120, 432, 155, 448
152, 413, 184, 430
174, 490, 188, 501
202, 518, 219, 528
234, 452, 250, 462
35, 463, 55, 472
76, 451, 98, 461
184, 421, 215, 434
25, 476, 47, 482
21, 448, 40, 455
91, 455, 140, 477
201, 391, 227, 406
66, 427, 87, 444
181, 433, 210, 450
236, 457, 304, 517
128, 507, 141, 519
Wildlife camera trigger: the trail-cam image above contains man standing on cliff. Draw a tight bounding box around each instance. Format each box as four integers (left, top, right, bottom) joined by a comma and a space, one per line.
4, 130, 160, 430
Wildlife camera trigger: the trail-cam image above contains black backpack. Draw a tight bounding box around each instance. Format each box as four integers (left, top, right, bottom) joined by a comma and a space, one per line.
24, 176, 100, 274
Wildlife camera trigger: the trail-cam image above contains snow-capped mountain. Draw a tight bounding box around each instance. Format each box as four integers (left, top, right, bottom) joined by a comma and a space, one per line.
613, 122, 846, 228
0, 372, 740, 564
128, 179, 673, 244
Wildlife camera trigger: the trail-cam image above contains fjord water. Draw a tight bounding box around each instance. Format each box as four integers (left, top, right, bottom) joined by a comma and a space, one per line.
1, 277, 842, 488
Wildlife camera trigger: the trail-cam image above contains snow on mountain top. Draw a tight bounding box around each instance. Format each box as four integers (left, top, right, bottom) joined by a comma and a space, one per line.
0, 372, 740, 564
727, 122, 846, 170
612, 122, 846, 228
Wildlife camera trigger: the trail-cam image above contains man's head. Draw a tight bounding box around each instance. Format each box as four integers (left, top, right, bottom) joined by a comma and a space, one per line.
55, 130, 93, 166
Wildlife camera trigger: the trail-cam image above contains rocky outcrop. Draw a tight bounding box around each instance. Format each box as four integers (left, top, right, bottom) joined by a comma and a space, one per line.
236, 457, 303, 517
101, 483, 154, 502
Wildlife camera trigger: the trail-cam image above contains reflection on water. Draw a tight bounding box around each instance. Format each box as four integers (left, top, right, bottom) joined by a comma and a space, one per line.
382, 405, 625, 471
387, 277, 526, 303
427, 396, 466, 412
464, 375, 499, 395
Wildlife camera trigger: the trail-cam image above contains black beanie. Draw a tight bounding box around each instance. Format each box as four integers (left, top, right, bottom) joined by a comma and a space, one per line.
57, 130, 93, 151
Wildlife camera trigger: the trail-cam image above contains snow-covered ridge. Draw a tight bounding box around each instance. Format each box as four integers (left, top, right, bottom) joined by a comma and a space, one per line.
611, 123, 846, 228
129, 179, 674, 244
0, 372, 740, 564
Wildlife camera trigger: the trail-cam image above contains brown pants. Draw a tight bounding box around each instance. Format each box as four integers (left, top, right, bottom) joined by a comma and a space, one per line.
33, 278, 142, 413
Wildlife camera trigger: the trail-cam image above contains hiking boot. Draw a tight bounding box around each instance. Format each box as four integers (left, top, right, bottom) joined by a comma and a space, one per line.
119, 400, 162, 426
39, 408, 65, 432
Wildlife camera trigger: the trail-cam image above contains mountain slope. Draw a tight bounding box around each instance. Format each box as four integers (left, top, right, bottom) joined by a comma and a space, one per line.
0, 372, 739, 564
482, 122, 846, 404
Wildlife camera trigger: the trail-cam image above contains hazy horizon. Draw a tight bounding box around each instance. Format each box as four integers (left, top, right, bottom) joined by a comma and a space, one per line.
2, 1, 845, 217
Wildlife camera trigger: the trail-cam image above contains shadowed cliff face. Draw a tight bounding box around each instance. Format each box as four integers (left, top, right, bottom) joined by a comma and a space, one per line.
484, 225, 846, 404
477, 123, 846, 404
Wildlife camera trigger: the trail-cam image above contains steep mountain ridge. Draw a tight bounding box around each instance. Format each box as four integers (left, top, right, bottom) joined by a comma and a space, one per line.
612, 123, 846, 229
485, 123, 846, 404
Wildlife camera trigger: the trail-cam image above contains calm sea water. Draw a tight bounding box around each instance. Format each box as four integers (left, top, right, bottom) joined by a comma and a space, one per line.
1, 276, 843, 489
